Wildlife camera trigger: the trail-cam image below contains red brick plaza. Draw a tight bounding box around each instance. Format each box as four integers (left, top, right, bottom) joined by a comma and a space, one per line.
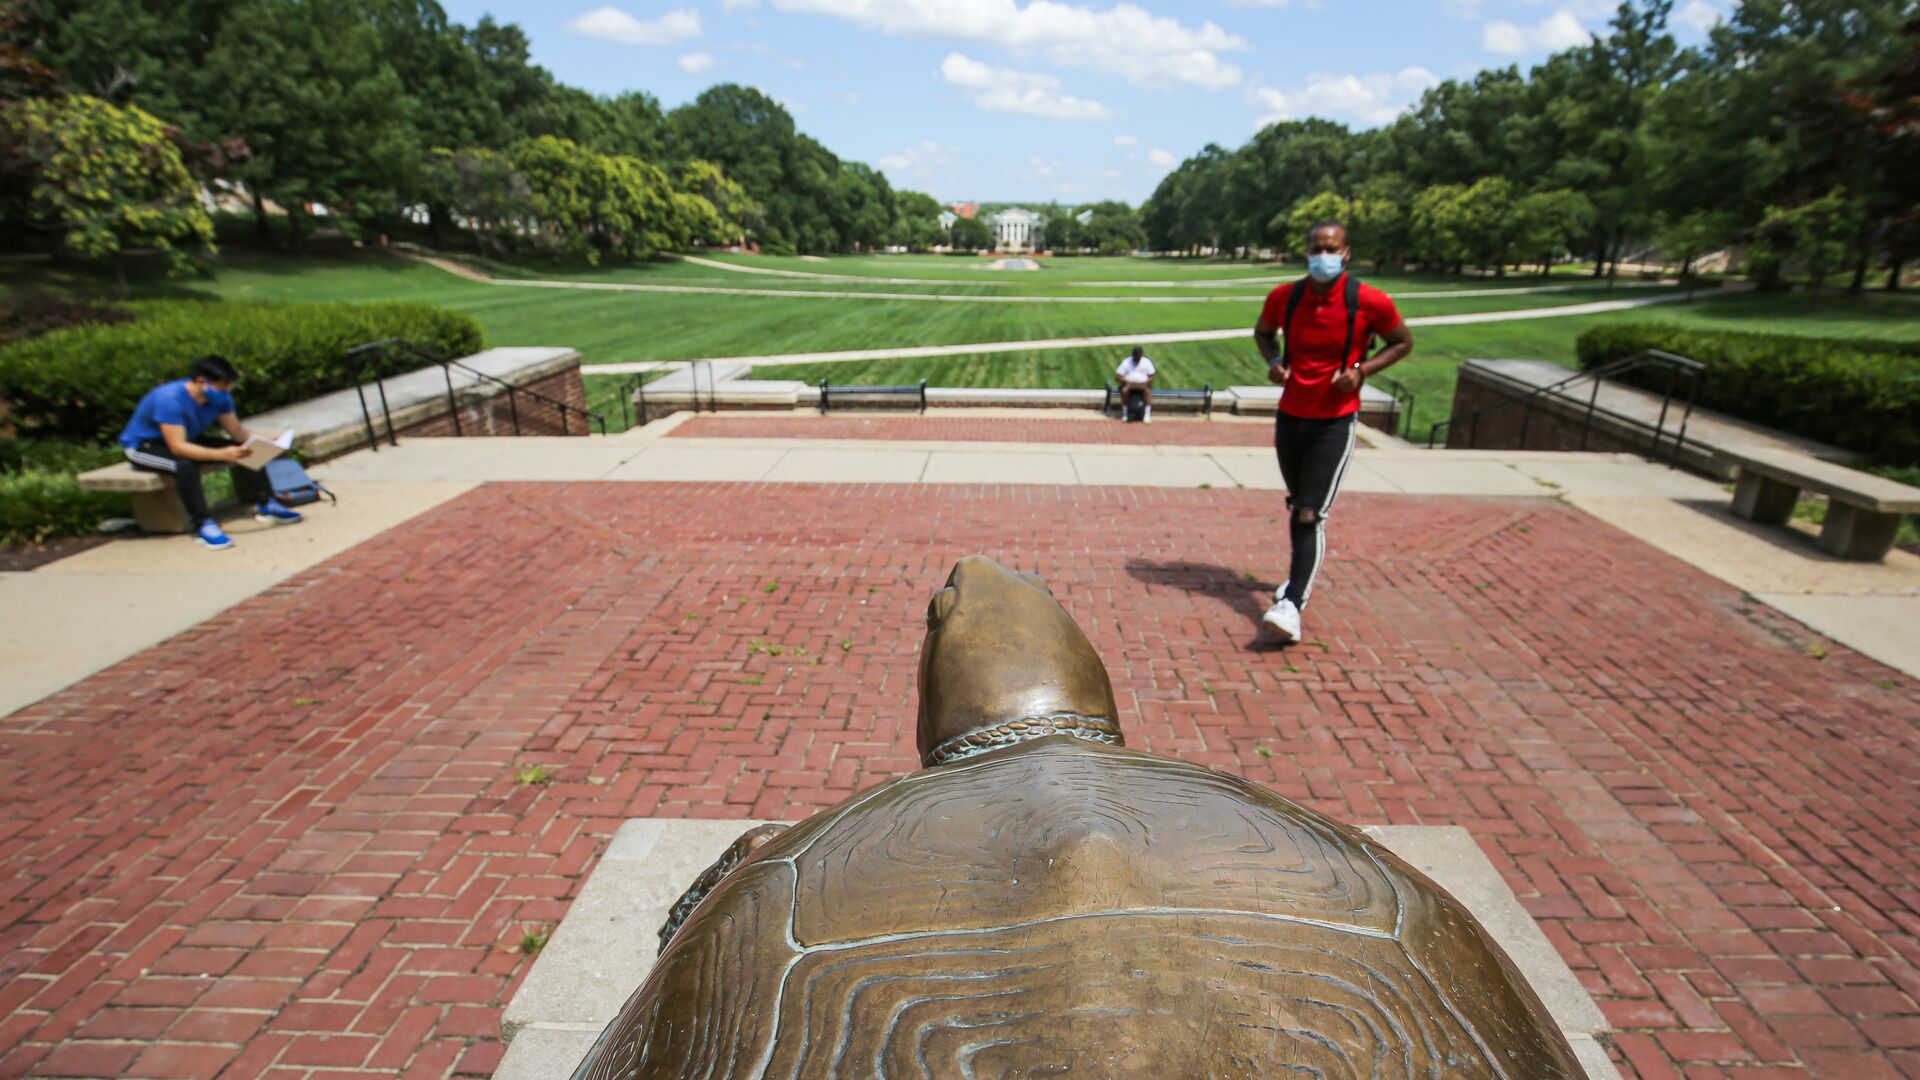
2, 480, 1917, 1078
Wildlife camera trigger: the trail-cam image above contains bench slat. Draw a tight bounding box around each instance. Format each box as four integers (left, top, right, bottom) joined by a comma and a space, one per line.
1715, 448, 1920, 513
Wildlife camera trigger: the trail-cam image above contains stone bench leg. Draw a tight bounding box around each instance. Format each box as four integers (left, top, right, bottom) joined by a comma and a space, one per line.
1818, 503, 1901, 561
128, 482, 194, 534
1730, 472, 1799, 524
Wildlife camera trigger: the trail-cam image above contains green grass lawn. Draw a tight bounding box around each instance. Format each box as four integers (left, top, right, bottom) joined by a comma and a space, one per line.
8, 252, 1914, 441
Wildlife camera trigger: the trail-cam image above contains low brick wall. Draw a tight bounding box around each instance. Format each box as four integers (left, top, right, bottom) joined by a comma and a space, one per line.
1446, 361, 1716, 473
247, 347, 589, 462
397, 367, 590, 440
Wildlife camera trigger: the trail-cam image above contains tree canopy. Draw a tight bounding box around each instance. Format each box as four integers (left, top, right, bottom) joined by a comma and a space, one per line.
5, 0, 943, 257
1141, 0, 1914, 289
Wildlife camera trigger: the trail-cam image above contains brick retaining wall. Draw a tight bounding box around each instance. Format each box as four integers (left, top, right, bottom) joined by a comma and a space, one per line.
395, 367, 590, 441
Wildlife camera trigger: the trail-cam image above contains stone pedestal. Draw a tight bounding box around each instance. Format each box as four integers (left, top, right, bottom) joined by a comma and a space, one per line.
1819, 502, 1903, 561
499, 818, 1619, 1080
1731, 471, 1799, 525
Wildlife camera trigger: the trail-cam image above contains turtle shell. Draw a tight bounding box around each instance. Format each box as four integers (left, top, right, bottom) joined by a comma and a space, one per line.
575, 736, 1582, 1078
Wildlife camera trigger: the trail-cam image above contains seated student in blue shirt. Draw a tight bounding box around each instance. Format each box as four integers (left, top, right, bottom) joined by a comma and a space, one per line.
118, 355, 303, 551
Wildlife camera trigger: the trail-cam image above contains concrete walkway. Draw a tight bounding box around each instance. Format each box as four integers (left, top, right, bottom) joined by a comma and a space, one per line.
580, 287, 1727, 375
7, 412, 1911, 724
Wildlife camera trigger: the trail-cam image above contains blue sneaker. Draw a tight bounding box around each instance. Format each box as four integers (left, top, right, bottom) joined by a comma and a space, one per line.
254, 498, 304, 525
195, 520, 234, 551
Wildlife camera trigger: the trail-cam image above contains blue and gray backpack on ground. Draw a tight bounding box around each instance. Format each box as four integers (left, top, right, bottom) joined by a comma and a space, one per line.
262, 458, 336, 508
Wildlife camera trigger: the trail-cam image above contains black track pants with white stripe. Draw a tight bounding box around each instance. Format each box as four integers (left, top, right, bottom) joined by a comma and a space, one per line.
124, 439, 271, 527
1274, 411, 1357, 610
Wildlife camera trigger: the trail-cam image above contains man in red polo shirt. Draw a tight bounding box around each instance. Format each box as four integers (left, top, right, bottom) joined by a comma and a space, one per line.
1252, 220, 1414, 643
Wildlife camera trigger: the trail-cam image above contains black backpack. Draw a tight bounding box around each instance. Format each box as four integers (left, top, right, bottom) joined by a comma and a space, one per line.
263, 457, 336, 508
1281, 273, 1368, 372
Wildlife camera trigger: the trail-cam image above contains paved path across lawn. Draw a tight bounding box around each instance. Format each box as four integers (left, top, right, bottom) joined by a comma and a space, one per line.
2, 481, 1917, 1079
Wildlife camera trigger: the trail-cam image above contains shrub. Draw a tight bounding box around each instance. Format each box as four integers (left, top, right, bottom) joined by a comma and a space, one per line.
1576, 323, 1920, 466
0, 440, 127, 544
0, 300, 484, 442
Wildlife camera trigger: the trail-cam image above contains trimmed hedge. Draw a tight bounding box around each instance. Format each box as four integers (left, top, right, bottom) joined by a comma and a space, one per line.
0, 439, 126, 544
0, 300, 484, 443
1576, 323, 1920, 466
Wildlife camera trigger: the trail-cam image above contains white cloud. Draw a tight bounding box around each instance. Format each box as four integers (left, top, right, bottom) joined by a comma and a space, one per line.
876, 141, 959, 180
1246, 66, 1439, 128
1483, 10, 1590, 55
1227, 0, 1324, 7
771, 0, 1248, 91
1674, 0, 1723, 32
1147, 147, 1176, 167
1029, 156, 1059, 178
564, 6, 702, 46
722, 0, 759, 10
677, 51, 716, 73
940, 52, 1113, 121
1113, 134, 1138, 146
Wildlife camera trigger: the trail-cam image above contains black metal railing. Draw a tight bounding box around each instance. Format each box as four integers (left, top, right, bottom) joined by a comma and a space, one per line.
1370, 374, 1415, 438
347, 338, 606, 451
620, 360, 721, 429
1424, 349, 1703, 466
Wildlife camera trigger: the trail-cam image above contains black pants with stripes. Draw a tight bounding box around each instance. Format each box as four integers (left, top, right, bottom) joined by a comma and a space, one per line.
1274, 411, 1357, 610
124, 439, 271, 527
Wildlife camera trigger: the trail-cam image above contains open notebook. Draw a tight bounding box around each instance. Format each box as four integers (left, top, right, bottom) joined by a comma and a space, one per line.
233, 430, 295, 470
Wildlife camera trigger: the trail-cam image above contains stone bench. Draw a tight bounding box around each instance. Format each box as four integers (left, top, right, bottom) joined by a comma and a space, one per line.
1105, 382, 1213, 418
1717, 446, 1920, 560
76, 460, 229, 534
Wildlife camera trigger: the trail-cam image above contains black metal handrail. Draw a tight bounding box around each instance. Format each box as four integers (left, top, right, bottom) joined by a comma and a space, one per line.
1425, 349, 1703, 466
347, 339, 606, 452
1370, 374, 1415, 438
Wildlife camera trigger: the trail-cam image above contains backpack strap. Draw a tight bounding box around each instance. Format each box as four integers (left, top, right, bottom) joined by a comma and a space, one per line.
1343, 272, 1362, 370
1280, 277, 1310, 369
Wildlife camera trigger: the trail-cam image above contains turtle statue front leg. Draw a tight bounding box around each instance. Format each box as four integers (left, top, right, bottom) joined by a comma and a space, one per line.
657, 823, 787, 954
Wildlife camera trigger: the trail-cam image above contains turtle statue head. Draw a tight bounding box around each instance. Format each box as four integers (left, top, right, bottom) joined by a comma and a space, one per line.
916, 555, 1122, 766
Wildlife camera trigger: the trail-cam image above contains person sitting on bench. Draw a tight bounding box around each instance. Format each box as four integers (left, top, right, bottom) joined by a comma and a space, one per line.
1116, 346, 1156, 422
118, 355, 303, 552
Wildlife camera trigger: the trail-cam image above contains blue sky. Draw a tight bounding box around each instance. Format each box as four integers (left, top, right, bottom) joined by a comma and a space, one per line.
435, 0, 1728, 204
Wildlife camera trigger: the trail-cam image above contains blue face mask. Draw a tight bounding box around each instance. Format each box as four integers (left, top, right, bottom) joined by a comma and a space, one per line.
1307, 252, 1346, 283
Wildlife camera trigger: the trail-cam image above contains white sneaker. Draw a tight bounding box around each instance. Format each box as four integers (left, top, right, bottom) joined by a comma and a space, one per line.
1143, 407, 1152, 423
1261, 598, 1301, 643
1273, 582, 1291, 603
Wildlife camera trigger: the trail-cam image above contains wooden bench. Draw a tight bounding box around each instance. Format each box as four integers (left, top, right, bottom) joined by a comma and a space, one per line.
75, 460, 229, 534
1715, 447, 1920, 561
819, 379, 928, 414
1105, 382, 1213, 418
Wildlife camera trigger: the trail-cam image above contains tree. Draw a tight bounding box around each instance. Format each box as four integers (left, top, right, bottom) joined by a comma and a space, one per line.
1045, 209, 1081, 254
1756, 187, 1856, 294
427, 146, 530, 255
1350, 175, 1413, 269
1655, 208, 1734, 278
676, 158, 757, 246
1456, 176, 1517, 273
8, 93, 214, 284
1513, 190, 1597, 276
195, 0, 415, 245
1280, 191, 1349, 254
1409, 183, 1471, 272
510, 135, 679, 263
889, 190, 944, 252
1078, 200, 1145, 255
948, 214, 989, 252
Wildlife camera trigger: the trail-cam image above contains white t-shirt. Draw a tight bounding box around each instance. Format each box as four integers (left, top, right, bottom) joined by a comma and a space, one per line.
1117, 355, 1156, 384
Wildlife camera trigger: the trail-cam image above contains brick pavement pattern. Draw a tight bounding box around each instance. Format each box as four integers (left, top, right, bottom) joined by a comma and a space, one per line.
668, 413, 1275, 446
2, 482, 1917, 1079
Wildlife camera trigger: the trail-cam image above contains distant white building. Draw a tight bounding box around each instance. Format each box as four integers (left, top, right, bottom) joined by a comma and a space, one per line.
987, 207, 1044, 253
938, 210, 958, 231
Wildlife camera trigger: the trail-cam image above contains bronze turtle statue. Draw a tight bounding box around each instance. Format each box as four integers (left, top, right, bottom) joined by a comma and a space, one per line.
574, 556, 1581, 1078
